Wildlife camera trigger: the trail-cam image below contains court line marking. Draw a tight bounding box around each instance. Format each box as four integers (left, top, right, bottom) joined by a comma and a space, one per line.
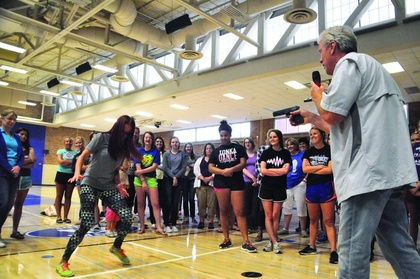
127, 241, 185, 258
72, 245, 240, 278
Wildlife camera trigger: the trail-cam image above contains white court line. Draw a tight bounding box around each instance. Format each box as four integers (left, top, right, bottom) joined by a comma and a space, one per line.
127, 241, 184, 258
72, 245, 239, 278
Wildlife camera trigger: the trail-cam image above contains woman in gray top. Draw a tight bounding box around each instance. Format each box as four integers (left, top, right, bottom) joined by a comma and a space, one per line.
161, 136, 188, 233
56, 115, 142, 277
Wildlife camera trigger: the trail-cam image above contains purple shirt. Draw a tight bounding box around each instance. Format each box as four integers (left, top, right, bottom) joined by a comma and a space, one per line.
243, 152, 257, 182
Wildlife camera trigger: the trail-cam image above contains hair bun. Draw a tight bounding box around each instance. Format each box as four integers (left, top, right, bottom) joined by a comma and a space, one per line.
218, 120, 232, 134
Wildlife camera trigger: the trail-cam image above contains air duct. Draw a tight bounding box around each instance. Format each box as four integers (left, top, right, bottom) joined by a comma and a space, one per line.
110, 64, 129, 82
284, 0, 317, 24
179, 35, 203, 60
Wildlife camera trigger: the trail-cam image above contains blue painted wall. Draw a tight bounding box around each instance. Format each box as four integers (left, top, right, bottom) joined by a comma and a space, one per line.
14, 122, 46, 185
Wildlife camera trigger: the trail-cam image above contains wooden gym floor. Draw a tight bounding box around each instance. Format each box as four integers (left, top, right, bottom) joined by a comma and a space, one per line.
0, 185, 404, 278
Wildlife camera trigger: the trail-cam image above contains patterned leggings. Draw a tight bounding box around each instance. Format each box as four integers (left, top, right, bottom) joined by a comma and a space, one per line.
62, 184, 132, 261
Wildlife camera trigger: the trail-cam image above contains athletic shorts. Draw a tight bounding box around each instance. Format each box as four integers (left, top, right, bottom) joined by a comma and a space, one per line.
55, 171, 75, 185
133, 176, 158, 189
305, 181, 336, 203
213, 177, 245, 191
18, 175, 32, 190
258, 182, 287, 202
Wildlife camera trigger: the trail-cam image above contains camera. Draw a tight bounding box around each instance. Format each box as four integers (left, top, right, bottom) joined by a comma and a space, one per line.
272, 105, 304, 125
154, 121, 161, 128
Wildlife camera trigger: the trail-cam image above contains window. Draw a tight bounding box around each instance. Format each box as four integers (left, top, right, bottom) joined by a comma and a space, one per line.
175, 122, 251, 143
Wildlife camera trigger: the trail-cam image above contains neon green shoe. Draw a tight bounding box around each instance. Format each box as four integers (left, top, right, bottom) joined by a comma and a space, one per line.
109, 246, 131, 265
56, 262, 74, 277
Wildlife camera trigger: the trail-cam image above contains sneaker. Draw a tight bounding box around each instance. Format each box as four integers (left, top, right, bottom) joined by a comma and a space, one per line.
219, 239, 232, 249
191, 219, 198, 224
263, 241, 273, 252
171, 226, 178, 232
277, 228, 289, 235
316, 232, 328, 243
329, 251, 338, 264
164, 226, 172, 233
299, 245, 317, 255
109, 246, 130, 265
241, 240, 257, 253
56, 262, 74, 277
105, 230, 115, 238
208, 222, 214, 230
273, 242, 282, 254
295, 226, 301, 233
151, 224, 156, 229
301, 230, 309, 238
197, 222, 204, 229
0, 238, 6, 248
93, 224, 101, 232
111, 228, 118, 237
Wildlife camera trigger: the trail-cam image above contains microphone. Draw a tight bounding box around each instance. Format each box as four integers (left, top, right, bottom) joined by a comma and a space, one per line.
312, 71, 321, 87
304, 71, 322, 102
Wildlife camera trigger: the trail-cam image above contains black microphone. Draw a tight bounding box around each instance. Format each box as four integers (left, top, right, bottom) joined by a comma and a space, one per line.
312, 71, 321, 87
304, 71, 322, 102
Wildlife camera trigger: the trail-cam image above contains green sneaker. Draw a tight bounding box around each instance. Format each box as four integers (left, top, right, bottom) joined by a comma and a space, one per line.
56, 262, 74, 277
109, 246, 131, 265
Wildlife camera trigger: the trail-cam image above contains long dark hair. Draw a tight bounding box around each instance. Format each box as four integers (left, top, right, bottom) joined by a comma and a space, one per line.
155, 136, 166, 153
15, 127, 31, 150
107, 115, 142, 161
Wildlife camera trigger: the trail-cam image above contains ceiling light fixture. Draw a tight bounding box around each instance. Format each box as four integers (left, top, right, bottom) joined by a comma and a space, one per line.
135, 111, 154, 117
145, 125, 157, 129
80, 124, 95, 128
170, 104, 189, 110
40, 90, 60, 97
92, 64, 118, 73
0, 42, 26, 53
284, 81, 306, 89
177, 120, 192, 124
0, 81, 9, 86
0, 65, 28, 74
61, 80, 83, 87
211, 114, 227, 119
18, 100, 36, 106
223, 93, 243, 100
382, 62, 404, 73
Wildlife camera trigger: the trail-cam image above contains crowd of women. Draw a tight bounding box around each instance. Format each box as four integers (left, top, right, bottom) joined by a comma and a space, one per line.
1, 109, 419, 277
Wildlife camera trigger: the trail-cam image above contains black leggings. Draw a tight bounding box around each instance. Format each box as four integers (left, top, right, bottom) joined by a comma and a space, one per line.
62, 184, 132, 261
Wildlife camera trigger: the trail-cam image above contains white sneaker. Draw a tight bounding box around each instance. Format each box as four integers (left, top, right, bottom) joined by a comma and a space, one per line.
111, 229, 118, 237
273, 242, 282, 254
92, 224, 101, 232
164, 226, 172, 233
105, 230, 113, 237
0, 238, 6, 248
151, 224, 156, 229
171, 226, 178, 232
263, 241, 273, 252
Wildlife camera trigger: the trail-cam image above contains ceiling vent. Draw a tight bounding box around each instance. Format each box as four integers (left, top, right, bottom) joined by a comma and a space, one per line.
221, 5, 252, 23
284, 0, 317, 24
110, 65, 129, 83
179, 35, 203, 60
70, 87, 86, 96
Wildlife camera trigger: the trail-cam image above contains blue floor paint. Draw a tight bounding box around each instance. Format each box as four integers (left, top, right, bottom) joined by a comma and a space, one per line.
25, 226, 139, 238
23, 194, 41, 206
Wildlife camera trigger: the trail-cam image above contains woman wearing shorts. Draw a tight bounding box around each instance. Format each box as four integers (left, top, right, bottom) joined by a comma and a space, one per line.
259, 129, 291, 254
209, 120, 257, 252
133, 131, 166, 235
298, 126, 338, 264
10, 128, 36, 239
54, 136, 77, 224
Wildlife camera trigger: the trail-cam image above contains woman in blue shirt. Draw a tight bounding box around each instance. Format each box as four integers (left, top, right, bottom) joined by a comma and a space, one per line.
0, 110, 24, 248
